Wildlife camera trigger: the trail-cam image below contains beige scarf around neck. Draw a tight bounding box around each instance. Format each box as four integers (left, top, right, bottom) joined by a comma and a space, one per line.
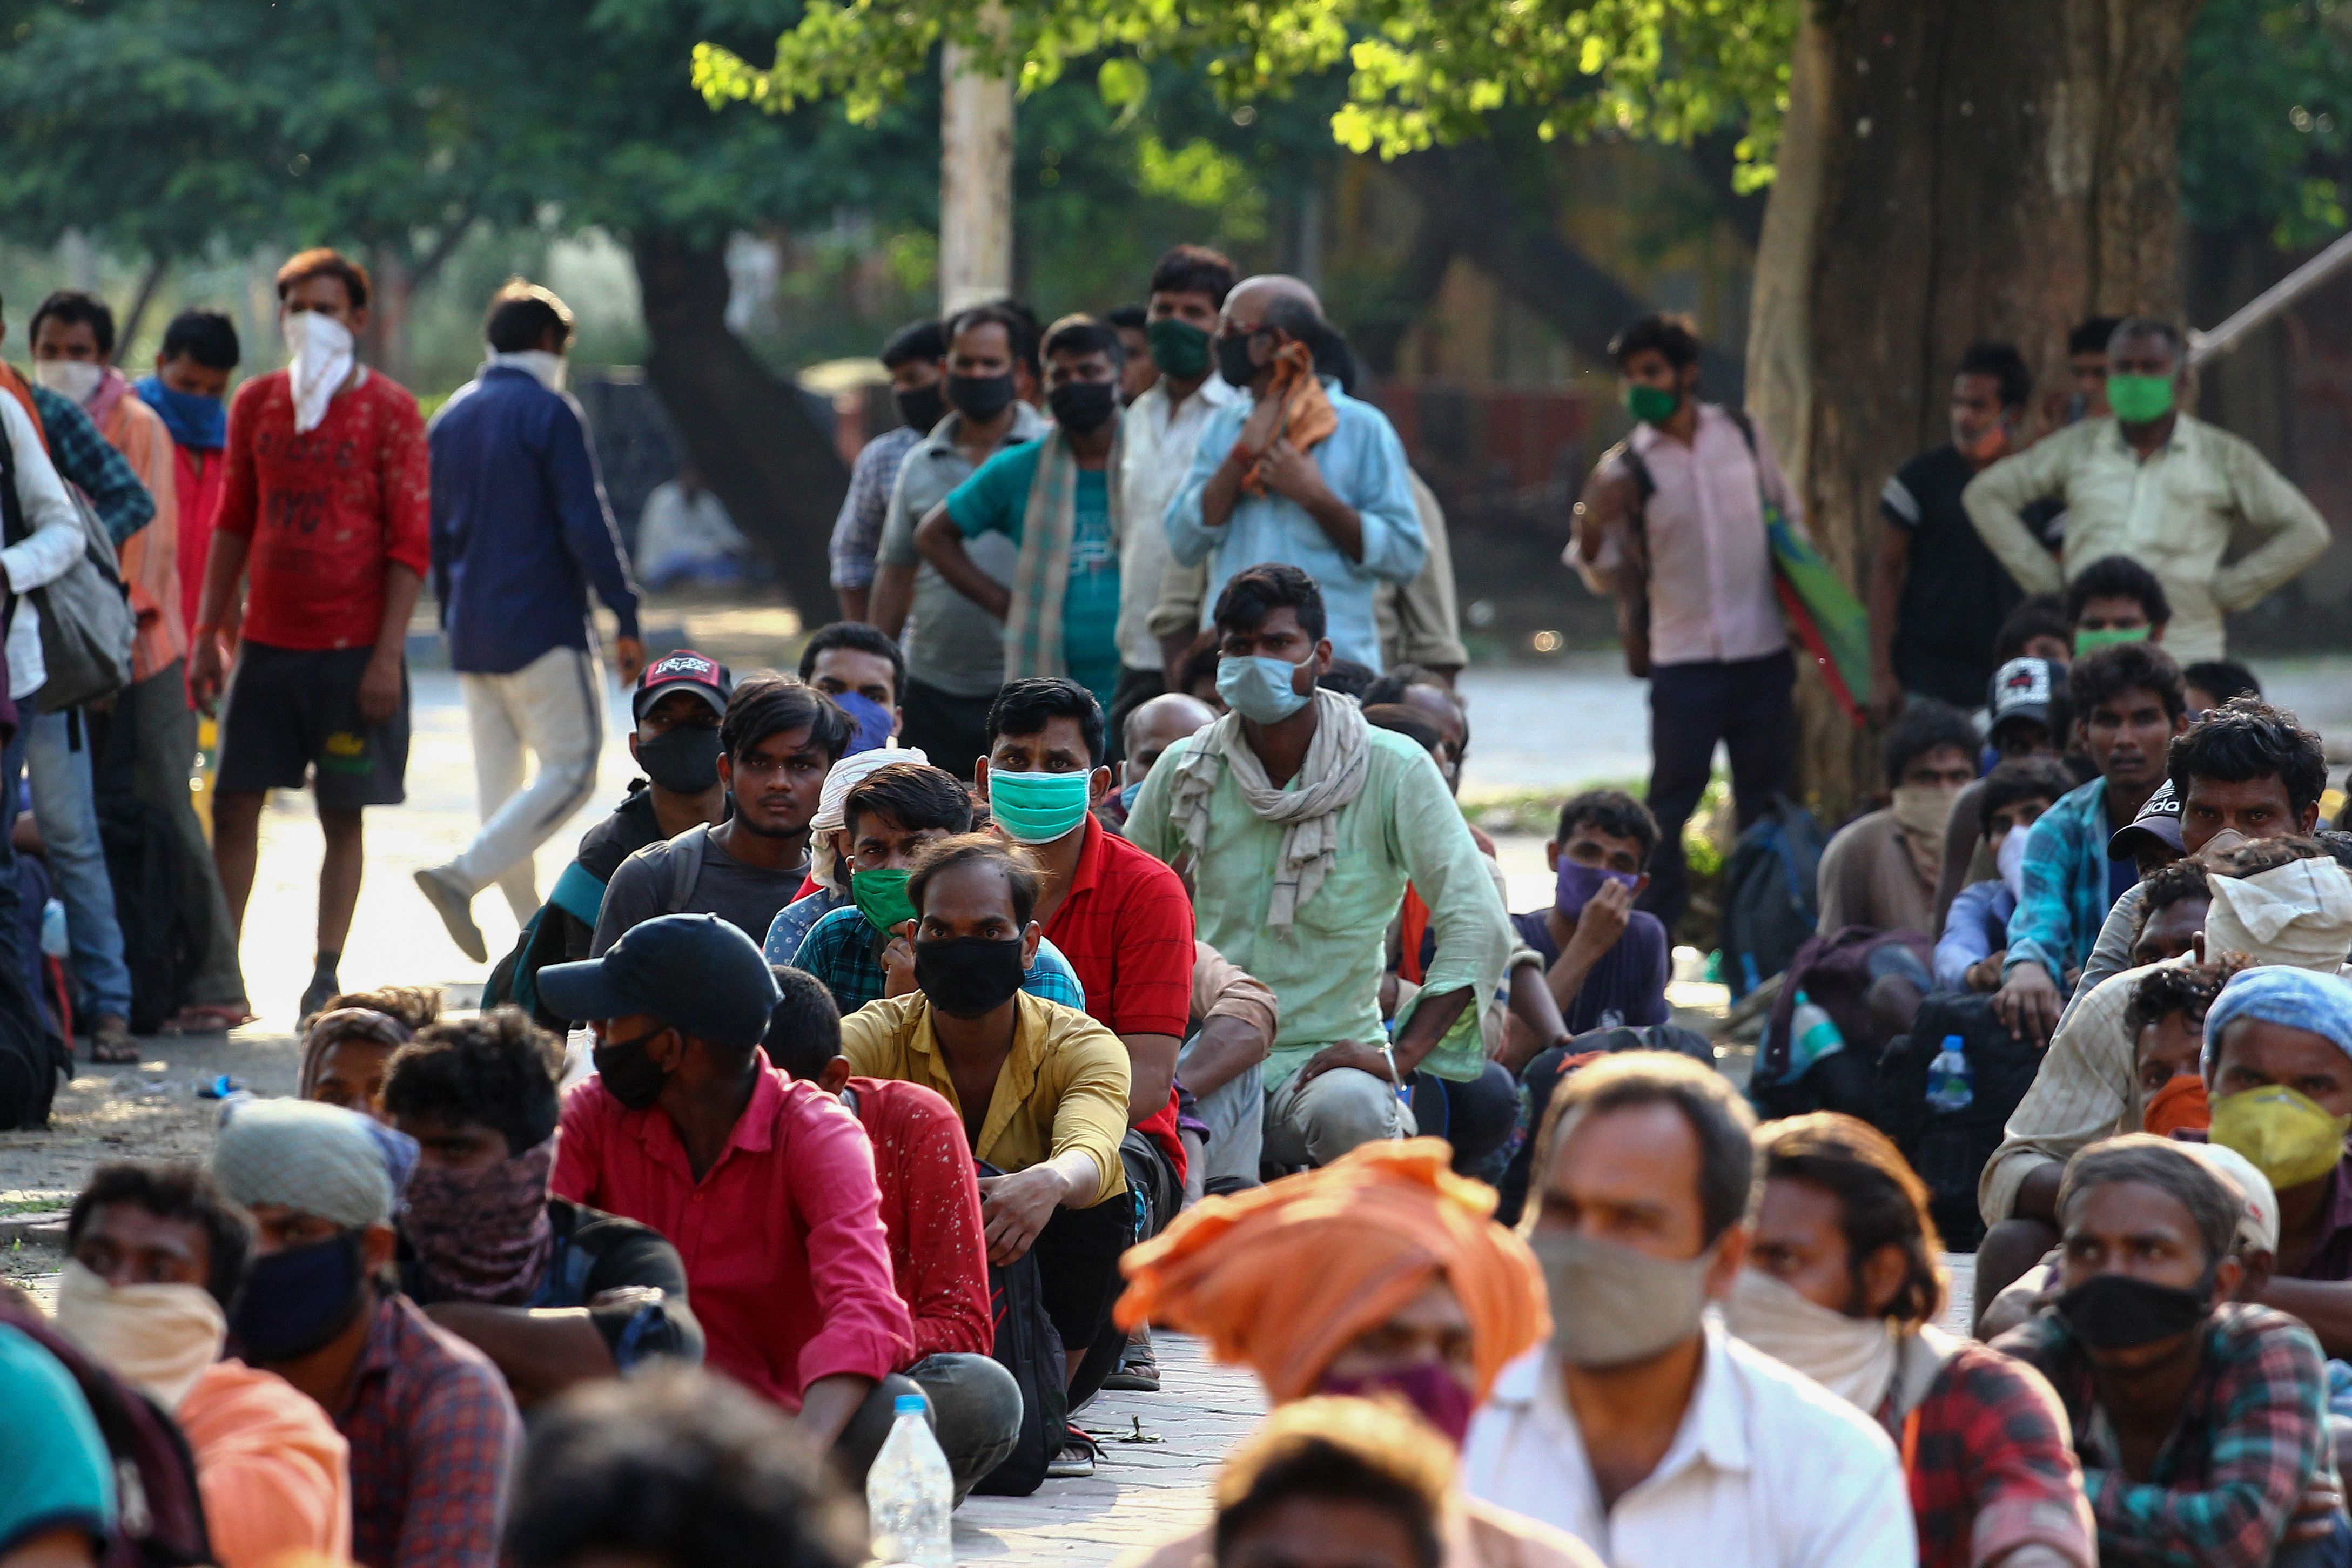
1164, 686, 1371, 926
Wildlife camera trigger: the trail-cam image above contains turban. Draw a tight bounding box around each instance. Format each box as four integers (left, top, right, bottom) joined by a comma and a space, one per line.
1114, 1138, 1548, 1402
209, 1098, 415, 1229
2204, 858, 2352, 973
808, 745, 929, 891
2202, 964, 2352, 1071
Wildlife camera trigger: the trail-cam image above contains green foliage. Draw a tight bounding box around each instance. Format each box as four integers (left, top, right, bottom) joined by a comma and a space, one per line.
2181, 0, 2352, 246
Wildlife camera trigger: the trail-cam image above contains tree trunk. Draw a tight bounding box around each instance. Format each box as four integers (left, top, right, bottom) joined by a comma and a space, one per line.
1747, 0, 2205, 820
630, 229, 848, 626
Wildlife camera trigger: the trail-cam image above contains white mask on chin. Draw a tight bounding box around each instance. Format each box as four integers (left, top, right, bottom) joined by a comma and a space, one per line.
284, 309, 356, 434
1997, 823, 2030, 901
1723, 1266, 1899, 1415
31, 359, 104, 405
486, 349, 567, 392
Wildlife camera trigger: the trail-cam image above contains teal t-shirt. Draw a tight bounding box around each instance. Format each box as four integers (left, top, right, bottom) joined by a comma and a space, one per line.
0, 1322, 114, 1554
945, 441, 1122, 706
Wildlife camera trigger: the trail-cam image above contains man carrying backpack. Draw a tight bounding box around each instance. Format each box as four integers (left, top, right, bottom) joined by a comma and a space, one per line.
1571, 312, 1807, 932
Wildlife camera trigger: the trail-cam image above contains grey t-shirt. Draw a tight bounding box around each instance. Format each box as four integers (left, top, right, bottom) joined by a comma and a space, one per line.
877, 402, 1049, 697
591, 826, 811, 956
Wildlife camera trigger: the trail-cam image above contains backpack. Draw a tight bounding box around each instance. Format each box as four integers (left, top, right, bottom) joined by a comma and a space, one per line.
1751, 926, 1932, 1120
483, 859, 610, 1031
0, 1305, 213, 1567
1873, 990, 2044, 1249
0, 415, 136, 712
0, 848, 67, 1128
970, 1179, 1070, 1497
1717, 796, 1826, 997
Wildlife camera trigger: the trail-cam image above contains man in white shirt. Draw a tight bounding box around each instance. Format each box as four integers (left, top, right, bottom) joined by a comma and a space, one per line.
1463, 1052, 1914, 1567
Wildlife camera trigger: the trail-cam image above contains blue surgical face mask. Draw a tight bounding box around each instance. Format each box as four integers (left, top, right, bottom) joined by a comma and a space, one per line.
831, 691, 896, 755
987, 768, 1094, 844
1217, 655, 1311, 724
1555, 859, 1640, 917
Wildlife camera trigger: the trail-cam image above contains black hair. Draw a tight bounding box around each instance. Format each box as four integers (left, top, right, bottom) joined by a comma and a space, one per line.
1361, 664, 1444, 709
2216, 832, 2329, 879
1556, 788, 1660, 863
1316, 660, 1377, 699
762, 966, 842, 1083
1992, 594, 2072, 662
2183, 659, 2262, 706
2125, 955, 2250, 1041
986, 677, 1106, 768
1180, 630, 1224, 696
321, 985, 443, 1033
160, 308, 240, 371
1213, 1404, 1447, 1568
1105, 304, 1147, 332
1150, 245, 1238, 308
2108, 317, 2187, 369
382, 1008, 562, 1158
2069, 316, 2126, 357
2140, 858, 2213, 919
1043, 313, 1125, 368
879, 318, 946, 369
1608, 312, 1702, 372
1362, 704, 1444, 756
2317, 828, 2352, 873
1979, 757, 2078, 836
908, 833, 1041, 928
483, 279, 575, 354
1956, 341, 2031, 410
1259, 293, 1359, 394
2060, 1135, 2239, 1268
841, 761, 973, 840
1753, 1114, 1943, 1328
1881, 697, 1977, 788
720, 672, 851, 764
30, 289, 117, 359
2168, 697, 2328, 820
1553, 1052, 1755, 1245
944, 300, 1040, 379
796, 621, 905, 703
2065, 554, 2171, 629
68, 1162, 255, 1309
1213, 562, 1327, 644
505, 1369, 859, 1568
2069, 641, 2186, 724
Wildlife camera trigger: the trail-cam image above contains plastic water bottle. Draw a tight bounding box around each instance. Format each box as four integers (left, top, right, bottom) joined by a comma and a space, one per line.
867, 1394, 952, 1568
38, 898, 68, 960
1926, 1034, 1975, 1113
1784, 990, 1845, 1078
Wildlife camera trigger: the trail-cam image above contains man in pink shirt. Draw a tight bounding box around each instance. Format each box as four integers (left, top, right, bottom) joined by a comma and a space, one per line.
1573, 312, 1806, 929
540, 912, 919, 1481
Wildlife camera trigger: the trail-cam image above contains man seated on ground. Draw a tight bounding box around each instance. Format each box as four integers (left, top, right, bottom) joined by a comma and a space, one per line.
592, 674, 849, 954
1725, 1114, 2094, 1568
1938, 757, 2078, 992
764, 965, 1024, 1502
2186, 659, 2262, 718
1992, 1135, 2342, 1566
1994, 642, 2189, 1047
538, 914, 916, 1479
1173, 945, 1280, 1201
790, 760, 1085, 1013
763, 743, 931, 969
2132, 954, 2248, 1135
1126, 564, 1510, 1170
1103, 691, 1217, 831
382, 1008, 705, 1404
1461, 1053, 1912, 1560
1975, 839, 2352, 1320
834, 835, 1134, 1408
797, 620, 904, 753
207, 1096, 522, 1568
1935, 657, 2080, 930
58, 1162, 351, 1568
1818, 697, 1980, 939
298, 1004, 415, 1123
2064, 553, 2171, 655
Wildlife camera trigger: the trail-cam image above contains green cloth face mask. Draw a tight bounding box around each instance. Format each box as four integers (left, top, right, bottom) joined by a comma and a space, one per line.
1624, 383, 1680, 426
2074, 624, 2152, 655
2107, 373, 2176, 424
852, 867, 917, 936
1147, 318, 1212, 380
987, 768, 1094, 845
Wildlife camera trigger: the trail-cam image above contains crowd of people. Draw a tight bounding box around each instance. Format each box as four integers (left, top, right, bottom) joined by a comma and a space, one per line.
7, 234, 2352, 1568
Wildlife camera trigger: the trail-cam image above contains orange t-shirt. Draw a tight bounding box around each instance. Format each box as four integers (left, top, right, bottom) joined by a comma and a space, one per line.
174, 1359, 352, 1568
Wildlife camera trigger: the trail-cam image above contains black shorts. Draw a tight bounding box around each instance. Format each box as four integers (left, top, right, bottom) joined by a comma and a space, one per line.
216, 641, 409, 809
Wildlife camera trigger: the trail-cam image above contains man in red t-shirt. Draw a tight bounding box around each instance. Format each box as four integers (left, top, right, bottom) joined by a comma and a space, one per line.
764, 965, 1024, 1502
189, 249, 432, 1019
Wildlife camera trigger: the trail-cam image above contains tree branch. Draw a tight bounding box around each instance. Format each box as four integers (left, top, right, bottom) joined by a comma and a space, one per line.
112, 257, 169, 366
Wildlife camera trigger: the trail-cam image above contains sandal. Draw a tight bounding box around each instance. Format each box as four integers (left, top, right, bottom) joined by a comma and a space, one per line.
90, 1025, 139, 1064
1047, 1425, 1099, 1479
161, 1002, 257, 1035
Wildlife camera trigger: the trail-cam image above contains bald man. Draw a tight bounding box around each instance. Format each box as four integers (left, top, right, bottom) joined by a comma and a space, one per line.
1100, 692, 1216, 832
1162, 276, 1424, 671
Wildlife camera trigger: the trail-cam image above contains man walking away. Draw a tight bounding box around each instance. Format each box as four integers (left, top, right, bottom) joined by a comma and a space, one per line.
1965, 317, 2329, 665
831, 319, 946, 623
189, 248, 431, 1020
417, 279, 644, 961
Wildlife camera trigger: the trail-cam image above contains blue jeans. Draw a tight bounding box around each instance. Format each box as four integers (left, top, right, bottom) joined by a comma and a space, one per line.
19, 710, 131, 1021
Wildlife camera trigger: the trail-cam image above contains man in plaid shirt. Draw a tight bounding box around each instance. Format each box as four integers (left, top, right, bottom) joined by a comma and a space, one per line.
1994, 1135, 2343, 1566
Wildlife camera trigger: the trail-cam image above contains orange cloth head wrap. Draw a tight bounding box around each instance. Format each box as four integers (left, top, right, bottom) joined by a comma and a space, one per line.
1114, 1138, 1549, 1403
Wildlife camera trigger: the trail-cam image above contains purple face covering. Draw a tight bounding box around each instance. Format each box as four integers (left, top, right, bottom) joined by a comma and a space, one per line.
1555, 858, 1640, 918
1319, 1362, 1478, 1447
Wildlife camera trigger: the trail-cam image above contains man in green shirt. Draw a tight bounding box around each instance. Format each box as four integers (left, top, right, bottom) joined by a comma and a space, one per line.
916, 315, 1125, 710
1127, 563, 1511, 1169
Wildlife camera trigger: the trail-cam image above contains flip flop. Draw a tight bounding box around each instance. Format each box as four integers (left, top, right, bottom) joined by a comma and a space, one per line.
91, 1026, 140, 1064
161, 1003, 257, 1035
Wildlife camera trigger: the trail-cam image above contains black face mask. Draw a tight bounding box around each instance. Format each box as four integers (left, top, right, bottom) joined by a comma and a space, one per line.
230, 1231, 369, 1363
947, 371, 1018, 422
895, 382, 947, 434
635, 725, 722, 796
1217, 330, 1264, 388
2055, 1271, 2210, 1350
1048, 380, 1118, 435
593, 1026, 672, 1111
915, 937, 1027, 1018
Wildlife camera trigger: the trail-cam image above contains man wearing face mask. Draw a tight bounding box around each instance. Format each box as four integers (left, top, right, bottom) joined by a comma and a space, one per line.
207, 1095, 523, 1568
1462, 1052, 1913, 1562
415, 280, 643, 963
1867, 341, 2034, 722
1728, 1115, 2094, 1568
1992, 1135, 2342, 1565
1128, 566, 1511, 1171
916, 316, 1130, 710
1938, 757, 2076, 993
56, 1161, 353, 1568
832, 319, 947, 623
798, 618, 905, 755
1967, 317, 2330, 666
1101, 690, 1215, 832
872, 301, 1048, 778
764, 741, 930, 965
191, 247, 433, 1020
542, 913, 920, 1472
2064, 553, 2171, 656
1816, 698, 1980, 939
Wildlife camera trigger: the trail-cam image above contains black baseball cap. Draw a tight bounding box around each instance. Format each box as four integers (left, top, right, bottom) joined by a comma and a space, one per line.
633, 650, 733, 723
2107, 778, 2185, 862
1986, 657, 2057, 735
538, 914, 781, 1046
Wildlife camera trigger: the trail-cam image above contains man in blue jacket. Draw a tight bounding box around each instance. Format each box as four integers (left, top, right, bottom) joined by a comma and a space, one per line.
417, 280, 643, 963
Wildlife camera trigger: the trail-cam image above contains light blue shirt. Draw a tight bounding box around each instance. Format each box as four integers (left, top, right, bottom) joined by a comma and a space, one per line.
1162, 379, 1425, 668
